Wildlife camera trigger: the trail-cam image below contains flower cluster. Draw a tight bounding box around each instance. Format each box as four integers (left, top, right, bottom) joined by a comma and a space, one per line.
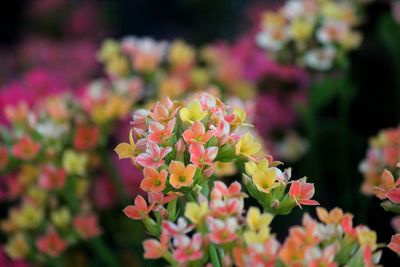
114, 93, 381, 265
256, 0, 363, 71
360, 127, 400, 256
0, 78, 140, 263
98, 37, 256, 100
359, 126, 400, 195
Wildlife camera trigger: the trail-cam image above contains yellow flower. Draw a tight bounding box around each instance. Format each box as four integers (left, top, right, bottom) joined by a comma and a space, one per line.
168, 40, 195, 68
244, 227, 271, 244
357, 226, 377, 250
261, 11, 286, 30
322, 2, 341, 19
12, 204, 44, 230
246, 207, 273, 231
5, 233, 30, 260
106, 95, 131, 119
159, 77, 186, 98
290, 18, 314, 42
115, 130, 137, 159
179, 99, 208, 123
106, 56, 130, 77
184, 201, 208, 225
235, 132, 261, 158
97, 39, 121, 62
245, 158, 269, 177
231, 107, 247, 128
253, 169, 281, 193
51, 208, 71, 229
62, 150, 88, 176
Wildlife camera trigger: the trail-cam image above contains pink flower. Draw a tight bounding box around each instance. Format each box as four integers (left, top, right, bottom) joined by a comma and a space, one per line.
38, 166, 66, 190
208, 217, 238, 244
36, 229, 67, 257
73, 214, 102, 240
148, 98, 178, 123
143, 232, 169, 259
162, 218, 194, 237
211, 181, 243, 201
11, 136, 41, 161
183, 121, 213, 145
209, 119, 230, 145
289, 180, 319, 208
136, 142, 172, 168
123, 195, 154, 220
148, 119, 175, 144
173, 234, 203, 263
388, 234, 400, 255
189, 143, 218, 168
73, 124, 100, 151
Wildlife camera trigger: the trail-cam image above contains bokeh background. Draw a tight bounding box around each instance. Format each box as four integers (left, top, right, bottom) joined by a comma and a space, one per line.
1, 0, 400, 266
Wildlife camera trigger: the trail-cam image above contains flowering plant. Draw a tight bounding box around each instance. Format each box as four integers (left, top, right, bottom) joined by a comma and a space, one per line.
98, 37, 256, 100
117, 93, 382, 266
360, 126, 400, 255
256, 0, 363, 71
0, 78, 140, 266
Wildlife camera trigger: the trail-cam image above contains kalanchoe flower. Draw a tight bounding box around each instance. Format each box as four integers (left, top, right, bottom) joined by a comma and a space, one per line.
388, 234, 400, 255
123, 195, 154, 220
289, 179, 319, 208
38, 166, 66, 190
173, 233, 203, 263
143, 232, 169, 259
73, 214, 102, 240
182, 120, 213, 145
11, 136, 41, 161
114, 130, 137, 159
136, 141, 172, 168
36, 229, 67, 258
169, 161, 196, 189
140, 167, 168, 192
189, 143, 218, 168
73, 124, 100, 151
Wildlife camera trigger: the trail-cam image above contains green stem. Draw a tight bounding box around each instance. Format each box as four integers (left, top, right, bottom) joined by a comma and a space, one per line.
209, 244, 222, 267
88, 237, 120, 267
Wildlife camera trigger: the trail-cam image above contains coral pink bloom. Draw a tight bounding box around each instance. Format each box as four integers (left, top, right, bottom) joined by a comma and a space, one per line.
136, 142, 172, 168
169, 161, 196, 189
308, 245, 338, 267
73, 214, 102, 240
162, 218, 194, 236
208, 218, 238, 244
210, 198, 243, 217
387, 188, 400, 204
73, 125, 100, 151
11, 136, 41, 160
209, 119, 230, 145
140, 167, 167, 192
36, 229, 67, 257
189, 143, 218, 168
341, 214, 356, 238
123, 195, 154, 220
143, 232, 169, 259
173, 233, 203, 263
289, 180, 319, 208
38, 166, 66, 190
211, 181, 243, 201
148, 119, 175, 144
0, 146, 9, 170
373, 169, 400, 200
388, 234, 400, 254
183, 121, 213, 145
149, 98, 178, 123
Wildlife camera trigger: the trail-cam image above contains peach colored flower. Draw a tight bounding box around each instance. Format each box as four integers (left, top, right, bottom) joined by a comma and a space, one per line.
140, 167, 167, 192
169, 161, 196, 189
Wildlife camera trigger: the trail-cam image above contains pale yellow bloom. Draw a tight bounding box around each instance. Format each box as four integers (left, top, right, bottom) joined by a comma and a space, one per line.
179, 100, 208, 123
185, 202, 208, 225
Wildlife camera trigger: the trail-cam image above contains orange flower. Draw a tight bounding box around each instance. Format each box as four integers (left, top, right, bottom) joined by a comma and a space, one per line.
11, 136, 41, 161
169, 161, 196, 189
140, 167, 168, 192
316, 207, 343, 225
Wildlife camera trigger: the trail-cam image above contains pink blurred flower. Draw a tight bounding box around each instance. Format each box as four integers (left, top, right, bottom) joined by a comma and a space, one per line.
73, 214, 102, 240
36, 229, 67, 257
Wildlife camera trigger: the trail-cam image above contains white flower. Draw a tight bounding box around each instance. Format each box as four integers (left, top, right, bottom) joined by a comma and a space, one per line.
304, 47, 336, 71
282, 0, 305, 20
256, 29, 288, 52
36, 121, 69, 139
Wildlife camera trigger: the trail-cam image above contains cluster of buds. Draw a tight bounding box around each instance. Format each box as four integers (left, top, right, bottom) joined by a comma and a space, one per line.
0, 79, 140, 263
256, 0, 364, 71
359, 127, 400, 195
115, 93, 382, 265
97, 36, 256, 100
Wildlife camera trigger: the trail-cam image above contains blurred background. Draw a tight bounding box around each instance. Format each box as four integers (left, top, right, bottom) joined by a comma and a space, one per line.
1, 0, 400, 266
